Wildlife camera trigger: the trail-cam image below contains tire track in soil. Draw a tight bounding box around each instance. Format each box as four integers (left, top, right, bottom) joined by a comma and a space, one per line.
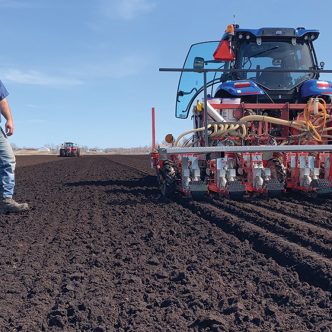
277, 194, 332, 214
106, 156, 332, 292
178, 199, 332, 291
212, 198, 332, 258
237, 199, 332, 244
254, 199, 332, 231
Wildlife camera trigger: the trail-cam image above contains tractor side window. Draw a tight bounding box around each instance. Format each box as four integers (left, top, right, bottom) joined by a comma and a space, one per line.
292, 47, 314, 84
175, 41, 221, 119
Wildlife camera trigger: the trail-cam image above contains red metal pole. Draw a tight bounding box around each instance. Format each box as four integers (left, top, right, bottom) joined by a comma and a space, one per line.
152, 107, 156, 151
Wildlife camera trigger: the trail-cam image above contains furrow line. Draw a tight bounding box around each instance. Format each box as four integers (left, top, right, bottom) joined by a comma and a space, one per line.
277, 195, 332, 214
175, 199, 332, 292
220, 199, 332, 251
102, 157, 152, 177
252, 199, 332, 231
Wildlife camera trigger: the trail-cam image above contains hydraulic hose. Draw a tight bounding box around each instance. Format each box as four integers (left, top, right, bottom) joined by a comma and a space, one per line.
303, 98, 327, 142
239, 114, 304, 130
173, 98, 332, 146
210, 123, 247, 138
239, 98, 332, 142
174, 125, 211, 147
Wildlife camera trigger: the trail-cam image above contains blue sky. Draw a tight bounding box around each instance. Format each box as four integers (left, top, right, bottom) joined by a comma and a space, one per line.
1, 0, 332, 148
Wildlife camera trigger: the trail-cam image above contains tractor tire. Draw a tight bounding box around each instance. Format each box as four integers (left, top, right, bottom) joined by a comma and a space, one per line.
158, 160, 176, 198
59, 149, 65, 157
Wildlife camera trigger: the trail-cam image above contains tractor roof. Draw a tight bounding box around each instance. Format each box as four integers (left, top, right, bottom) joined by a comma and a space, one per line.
223, 26, 319, 41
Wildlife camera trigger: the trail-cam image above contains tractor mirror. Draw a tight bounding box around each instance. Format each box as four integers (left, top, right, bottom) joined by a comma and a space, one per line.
193, 57, 205, 71
213, 40, 235, 61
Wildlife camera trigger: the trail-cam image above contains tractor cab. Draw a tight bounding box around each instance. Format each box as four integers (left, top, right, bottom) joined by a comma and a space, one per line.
232, 28, 318, 88
64, 142, 74, 148
176, 25, 332, 119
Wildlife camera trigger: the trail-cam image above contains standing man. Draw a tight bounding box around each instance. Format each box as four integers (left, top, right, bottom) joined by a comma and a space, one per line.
0, 79, 29, 212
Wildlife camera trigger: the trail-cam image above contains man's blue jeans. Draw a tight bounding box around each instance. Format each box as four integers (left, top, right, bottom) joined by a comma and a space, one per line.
0, 127, 15, 199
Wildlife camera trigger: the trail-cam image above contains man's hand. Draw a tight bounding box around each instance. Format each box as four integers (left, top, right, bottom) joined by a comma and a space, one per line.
0, 98, 14, 136
5, 119, 14, 136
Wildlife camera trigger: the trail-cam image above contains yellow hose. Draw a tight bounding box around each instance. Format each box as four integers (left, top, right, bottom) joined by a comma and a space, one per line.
239, 114, 304, 130
174, 125, 211, 146
210, 123, 247, 138
303, 98, 327, 141
238, 98, 330, 142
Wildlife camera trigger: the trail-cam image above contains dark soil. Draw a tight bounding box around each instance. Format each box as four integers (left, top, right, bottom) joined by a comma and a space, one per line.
15, 155, 60, 168
0, 155, 331, 331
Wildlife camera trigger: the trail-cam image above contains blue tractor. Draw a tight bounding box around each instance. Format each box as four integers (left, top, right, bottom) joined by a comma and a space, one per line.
152, 25, 332, 198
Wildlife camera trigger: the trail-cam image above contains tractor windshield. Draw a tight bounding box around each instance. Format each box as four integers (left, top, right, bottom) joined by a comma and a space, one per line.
236, 40, 315, 90
176, 41, 223, 119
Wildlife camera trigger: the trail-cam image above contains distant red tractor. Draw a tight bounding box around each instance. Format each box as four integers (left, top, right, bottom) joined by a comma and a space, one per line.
59, 142, 80, 157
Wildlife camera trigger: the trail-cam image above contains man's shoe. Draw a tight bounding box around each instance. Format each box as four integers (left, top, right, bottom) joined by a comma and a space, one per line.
0, 198, 29, 213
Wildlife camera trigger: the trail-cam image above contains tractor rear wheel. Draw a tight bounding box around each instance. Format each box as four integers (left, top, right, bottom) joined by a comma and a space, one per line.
158, 161, 176, 198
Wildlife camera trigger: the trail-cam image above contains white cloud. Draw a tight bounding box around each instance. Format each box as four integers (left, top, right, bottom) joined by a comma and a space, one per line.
2, 69, 83, 87
100, 0, 156, 20
1, 51, 153, 87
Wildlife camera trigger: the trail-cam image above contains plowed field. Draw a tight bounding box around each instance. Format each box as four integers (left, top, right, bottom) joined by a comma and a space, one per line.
1, 155, 331, 331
